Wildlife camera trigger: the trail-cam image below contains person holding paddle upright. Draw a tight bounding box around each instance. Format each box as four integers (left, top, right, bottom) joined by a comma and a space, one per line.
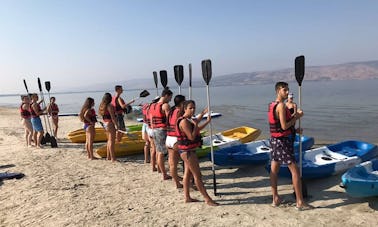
79, 97, 97, 160
268, 82, 313, 211
20, 95, 33, 147
47, 96, 59, 138
112, 85, 135, 143
149, 87, 173, 180
100, 93, 119, 162
30, 93, 46, 148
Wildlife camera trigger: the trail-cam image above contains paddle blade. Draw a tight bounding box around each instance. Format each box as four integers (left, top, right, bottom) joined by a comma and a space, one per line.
139, 90, 150, 98
37, 77, 43, 92
45, 81, 51, 92
174, 65, 184, 85
50, 136, 58, 148
23, 79, 29, 93
295, 55, 305, 86
189, 64, 192, 87
153, 71, 158, 88
201, 59, 212, 85
160, 70, 168, 88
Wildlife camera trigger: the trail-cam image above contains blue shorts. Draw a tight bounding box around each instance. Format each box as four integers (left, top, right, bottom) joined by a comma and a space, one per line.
31, 117, 44, 132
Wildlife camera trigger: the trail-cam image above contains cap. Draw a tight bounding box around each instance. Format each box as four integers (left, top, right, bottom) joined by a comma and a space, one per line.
288, 93, 294, 98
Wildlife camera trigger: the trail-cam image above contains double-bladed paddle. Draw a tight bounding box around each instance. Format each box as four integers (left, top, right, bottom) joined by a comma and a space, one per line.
44, 81, 58, 148
160, 70, 168, 89
174, 65, 184, 94
201, 59, 217, 196
295, 55, 307, 197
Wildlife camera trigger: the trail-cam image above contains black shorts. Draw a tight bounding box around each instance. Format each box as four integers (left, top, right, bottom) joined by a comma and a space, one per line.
115, 114, 126, 131
270, 137, 295, 165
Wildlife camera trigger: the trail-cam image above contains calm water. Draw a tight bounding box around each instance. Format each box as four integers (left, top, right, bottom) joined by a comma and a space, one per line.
2, 79, 377, 143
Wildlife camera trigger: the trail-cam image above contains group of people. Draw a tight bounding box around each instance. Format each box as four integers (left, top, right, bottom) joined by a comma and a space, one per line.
20, 94, 59, 148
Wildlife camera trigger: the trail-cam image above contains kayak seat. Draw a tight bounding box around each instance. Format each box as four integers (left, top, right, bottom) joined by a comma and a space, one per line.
339, 147, 358, 157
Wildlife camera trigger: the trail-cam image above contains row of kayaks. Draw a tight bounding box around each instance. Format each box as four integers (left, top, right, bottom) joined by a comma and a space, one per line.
66, 125, 378, 197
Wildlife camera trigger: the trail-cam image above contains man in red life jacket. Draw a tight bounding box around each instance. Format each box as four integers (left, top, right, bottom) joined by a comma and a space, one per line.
149, 88, 173, 180
112, 85, 135, 142
268, 81, 313, 210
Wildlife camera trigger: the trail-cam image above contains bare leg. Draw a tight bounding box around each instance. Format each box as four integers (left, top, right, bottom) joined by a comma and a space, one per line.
116, 131, 123, 143
53, 117, 58, 138
157, 152, 169, 179
37, 131, 44, 148
287, 163, 307, 208
143, 131, 150, 163
150, 138, 157, 171
107, 124, 117, 162
168, 147, 182, 188
270, 160, 282, 206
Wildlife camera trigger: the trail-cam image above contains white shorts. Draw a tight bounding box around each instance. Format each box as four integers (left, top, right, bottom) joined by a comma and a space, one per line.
146, 125, 154, 138
165, 135, 178, 149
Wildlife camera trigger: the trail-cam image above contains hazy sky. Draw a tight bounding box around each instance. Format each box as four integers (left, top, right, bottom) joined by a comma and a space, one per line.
1, 0, 377, 94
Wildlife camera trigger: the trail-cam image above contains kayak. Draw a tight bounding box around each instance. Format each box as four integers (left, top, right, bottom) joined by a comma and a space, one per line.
137, 112, 222, 123
272, 140, 378, 179
67, 124, 143, 143
221, 126, 261, 144
213, 135, 314, 167
340, 159, 378, 197
96, 138, 145, 158
196, 133, 242, 158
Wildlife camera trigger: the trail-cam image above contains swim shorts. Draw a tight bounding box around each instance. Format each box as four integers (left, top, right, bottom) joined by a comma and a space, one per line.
165, 135, 178, 149
270, 137, 295, 165
115, 114, 126, 131
31, 117, 44, 132
152, 128, 168, 154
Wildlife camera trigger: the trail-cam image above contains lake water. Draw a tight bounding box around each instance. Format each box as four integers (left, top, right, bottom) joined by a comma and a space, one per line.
1, 79, 377, 143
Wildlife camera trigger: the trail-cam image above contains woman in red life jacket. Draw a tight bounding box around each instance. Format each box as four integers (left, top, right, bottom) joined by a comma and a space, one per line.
177, 100, 219, 206
99, 93, 119, 162
141, 96, 160, 165
30, 93, 46, 148
20, 95, 33, 147
166, 94, 186, 188
47, 96, 59, 138
79, 97, 96, 160
269, 82, 313, 210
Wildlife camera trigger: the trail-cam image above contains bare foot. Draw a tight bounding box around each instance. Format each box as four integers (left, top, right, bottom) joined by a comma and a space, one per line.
185, 198, 199, 203
176, 183, 183, 189
163, 175, 172, 180
152, 167, 157, 172
206, 200, 219, 206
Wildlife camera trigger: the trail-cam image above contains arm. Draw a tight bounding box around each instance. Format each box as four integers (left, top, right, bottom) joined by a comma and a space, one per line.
162, 103, 170, 120
47, 103, 52, 115
277, 102, 302, 130
117, 97, 128, 109
83, 109, 93, 124
194, 107, 208, 123
108, 105, 118, 129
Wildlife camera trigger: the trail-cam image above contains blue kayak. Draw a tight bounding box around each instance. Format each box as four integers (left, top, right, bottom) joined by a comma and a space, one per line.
212, 135, 314, 167
341, 159, 378, 198
270, 140, 378, 179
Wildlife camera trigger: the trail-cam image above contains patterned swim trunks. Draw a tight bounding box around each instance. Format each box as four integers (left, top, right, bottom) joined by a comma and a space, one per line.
270, 137, 295, 165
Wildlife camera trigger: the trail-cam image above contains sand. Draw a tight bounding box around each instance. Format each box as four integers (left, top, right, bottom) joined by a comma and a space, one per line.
0, 106, 377, 226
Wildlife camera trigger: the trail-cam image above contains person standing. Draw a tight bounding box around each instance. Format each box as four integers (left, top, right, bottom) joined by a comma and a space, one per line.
177, 100, 218, 206
20, 95, 33, 147
166, 95, 186, 188
149, 88, 173, 180
111, 85, 135, 142
30, 93, 46, 148
47, 96, 59, 138
99, 93, 119, 162
79, 97, 97, 160
268, 81, 313, 210
285, 93, 297, 117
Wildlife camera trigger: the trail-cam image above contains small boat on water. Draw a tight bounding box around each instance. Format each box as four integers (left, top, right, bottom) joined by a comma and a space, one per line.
213, 135, 314, 167
340, 159, 378, 198
272, 140, 378, 179
67, 124, 143, 143
196, 126, 261, 158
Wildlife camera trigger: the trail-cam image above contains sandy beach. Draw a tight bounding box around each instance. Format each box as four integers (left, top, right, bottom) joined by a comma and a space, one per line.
0, 106, 377, 226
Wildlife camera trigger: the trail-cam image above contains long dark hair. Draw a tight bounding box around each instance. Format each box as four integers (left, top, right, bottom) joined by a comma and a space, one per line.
79, 97, 94, 122
99, 93, 112, 116
168, 95, 186, 119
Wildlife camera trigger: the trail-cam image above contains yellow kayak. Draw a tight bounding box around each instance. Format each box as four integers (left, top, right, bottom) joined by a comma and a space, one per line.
68, 130, 142, 143
221, 126, 261, 143
67, 124, 143, 143
96, 138, 145, 158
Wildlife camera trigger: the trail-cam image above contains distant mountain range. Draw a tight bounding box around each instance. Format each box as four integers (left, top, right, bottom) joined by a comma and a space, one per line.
73, 60, 378, 92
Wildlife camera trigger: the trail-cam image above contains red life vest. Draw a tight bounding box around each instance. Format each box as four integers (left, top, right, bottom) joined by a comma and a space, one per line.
102, 106, 112, 122
30, 103, 42, 118
50, 103, 59, 116
167, 108, 180, 137
142, 103, 151, 126
19, 103, 31, 119
268, 101, 294, 138
150, 102, 167, 129
84, 109, 97, 124
111, 95, 123, 114
176, 117, 202, 150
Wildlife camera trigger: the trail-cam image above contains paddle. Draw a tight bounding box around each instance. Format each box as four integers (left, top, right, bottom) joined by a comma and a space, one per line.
37, 78, 53, 145
201, 59, 217, 196
160, 70, 168, 89
44, 81, 58, 148
295, 55, 307, 198
132, 89, 150, 101
153, 71, 159, 96
189, 63, 192, 99
23, 79, 46, 145
174, 65, 184, 94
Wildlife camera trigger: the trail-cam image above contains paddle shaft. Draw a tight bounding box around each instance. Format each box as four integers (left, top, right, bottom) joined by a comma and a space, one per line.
298, 85, 303, 177
189, 64, 192, 99
206, 84, 217, 196
38, 82, 53, 135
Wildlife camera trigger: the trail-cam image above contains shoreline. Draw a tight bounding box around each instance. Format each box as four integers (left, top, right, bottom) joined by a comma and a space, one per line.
0, 106, 377, 226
